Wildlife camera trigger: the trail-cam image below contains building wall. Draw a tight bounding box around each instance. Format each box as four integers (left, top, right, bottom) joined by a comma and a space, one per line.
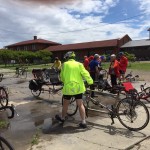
121, 46, 150, 60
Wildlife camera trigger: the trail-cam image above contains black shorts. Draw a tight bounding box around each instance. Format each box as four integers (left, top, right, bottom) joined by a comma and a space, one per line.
63, 93, 83, 100
119, 70, 125, 75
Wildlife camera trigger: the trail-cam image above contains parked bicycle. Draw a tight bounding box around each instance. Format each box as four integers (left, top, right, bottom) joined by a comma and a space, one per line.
29, 68, 62, 97
63, 87, 149, 131
138, 83, 150, 102
15, 66, 28, 79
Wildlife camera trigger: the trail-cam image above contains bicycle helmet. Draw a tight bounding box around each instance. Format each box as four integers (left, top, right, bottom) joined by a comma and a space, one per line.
119, 52, 124, 56
100, 55, 105, 60
94, 54, 100, 59
64, 51, 76, 60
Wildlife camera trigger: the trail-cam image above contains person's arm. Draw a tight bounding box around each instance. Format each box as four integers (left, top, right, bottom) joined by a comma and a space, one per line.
80, 63, 93, 85
51, 60, 56, 68
60, 64, 64, 82
58, 61, 61, 69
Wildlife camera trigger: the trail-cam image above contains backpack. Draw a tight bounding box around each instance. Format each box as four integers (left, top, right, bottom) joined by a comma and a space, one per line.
29, 79, 43, 91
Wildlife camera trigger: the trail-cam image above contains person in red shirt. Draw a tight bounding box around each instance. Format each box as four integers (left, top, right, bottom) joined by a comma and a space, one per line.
83, 56, 89, 71
118, 52, 128, 81
109, 54, 120, 87
88, 55, 94, 63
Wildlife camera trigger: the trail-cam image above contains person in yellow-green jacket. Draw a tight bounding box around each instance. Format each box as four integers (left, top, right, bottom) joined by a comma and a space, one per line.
55, 51, 93, 128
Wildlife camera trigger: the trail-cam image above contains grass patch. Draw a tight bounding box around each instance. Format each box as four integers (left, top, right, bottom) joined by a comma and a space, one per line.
31, 133, 40, 146
102, 62, 150, 71
0, 120, 8, 129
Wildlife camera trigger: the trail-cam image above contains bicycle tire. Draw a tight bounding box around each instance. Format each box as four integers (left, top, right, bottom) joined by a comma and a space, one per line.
62, 96, 78, 116
117, 98, 149, 131
0, 106, 15, 119
0, 136, 14, 150
31, 89, 41, 97
0, 87, 8, 107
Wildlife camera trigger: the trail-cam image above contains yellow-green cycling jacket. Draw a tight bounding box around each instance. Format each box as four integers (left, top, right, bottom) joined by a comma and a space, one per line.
60, 59, 93, 95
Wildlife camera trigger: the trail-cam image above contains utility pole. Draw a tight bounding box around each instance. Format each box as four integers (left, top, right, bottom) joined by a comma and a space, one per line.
148, 28, 150, 40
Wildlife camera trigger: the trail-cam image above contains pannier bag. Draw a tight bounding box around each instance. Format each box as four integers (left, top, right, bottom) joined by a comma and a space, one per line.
29, 79, 43, 91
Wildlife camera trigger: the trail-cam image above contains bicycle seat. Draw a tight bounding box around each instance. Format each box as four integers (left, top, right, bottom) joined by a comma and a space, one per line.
122, 82, 135, 92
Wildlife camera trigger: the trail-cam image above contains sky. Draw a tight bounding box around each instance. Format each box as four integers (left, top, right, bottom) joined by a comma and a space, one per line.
0, 0, 150, 48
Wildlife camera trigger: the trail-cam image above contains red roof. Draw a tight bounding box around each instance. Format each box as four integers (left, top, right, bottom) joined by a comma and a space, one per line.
6, 39, 61, 47
47, 39, 119, 52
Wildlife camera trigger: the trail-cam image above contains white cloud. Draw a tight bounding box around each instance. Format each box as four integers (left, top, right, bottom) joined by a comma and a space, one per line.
138, 0, 150, 14
0, 0, 149, 48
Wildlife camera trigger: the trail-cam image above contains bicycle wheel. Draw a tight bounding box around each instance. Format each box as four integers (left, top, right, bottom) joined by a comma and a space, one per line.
0, 106, 15, 119
62, 96, 78, 116
0, 87, 8, 107
31, 89, 41, 97
0, 136, 14, 150
117, 98, 149, 131
20, 70, 27, 79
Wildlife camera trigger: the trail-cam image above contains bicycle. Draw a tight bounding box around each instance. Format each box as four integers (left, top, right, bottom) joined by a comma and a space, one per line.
65, 87, 149, 131
0, 73, 4, 82
15, 66, 28, 79
30, 68, 62, 97
138, 83, 150, 102
0, 86, 9, 107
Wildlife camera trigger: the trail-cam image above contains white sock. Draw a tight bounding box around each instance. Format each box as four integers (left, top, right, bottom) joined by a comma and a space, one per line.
82, 120, 86, 124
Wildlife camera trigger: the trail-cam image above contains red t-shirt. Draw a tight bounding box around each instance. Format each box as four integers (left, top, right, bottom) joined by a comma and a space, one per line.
83, 58, 89, 70
109, 60, 120, 77
119, 56, 128, 72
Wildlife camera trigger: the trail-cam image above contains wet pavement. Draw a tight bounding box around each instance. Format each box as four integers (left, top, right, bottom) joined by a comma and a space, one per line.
0, 70, 150, 150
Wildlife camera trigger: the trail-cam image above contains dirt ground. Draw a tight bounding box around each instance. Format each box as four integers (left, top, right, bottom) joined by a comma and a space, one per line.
0, 68, 150, 150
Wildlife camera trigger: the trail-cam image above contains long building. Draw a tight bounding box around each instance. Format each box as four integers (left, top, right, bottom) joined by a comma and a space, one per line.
5, 35, 131, 60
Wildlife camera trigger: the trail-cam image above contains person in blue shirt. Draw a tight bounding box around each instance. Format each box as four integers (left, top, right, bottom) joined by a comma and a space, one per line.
89, 54, 100, 97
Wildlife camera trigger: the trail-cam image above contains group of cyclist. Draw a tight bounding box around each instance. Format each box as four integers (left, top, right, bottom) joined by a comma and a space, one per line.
53, 51, 128, 128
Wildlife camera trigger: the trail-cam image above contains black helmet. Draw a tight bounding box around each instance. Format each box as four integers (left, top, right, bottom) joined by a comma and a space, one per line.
119, 52, 124, 56
64, 51, 76, 60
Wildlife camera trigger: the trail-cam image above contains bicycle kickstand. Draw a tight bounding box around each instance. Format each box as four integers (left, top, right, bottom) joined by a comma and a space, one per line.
110, 115, 115, 125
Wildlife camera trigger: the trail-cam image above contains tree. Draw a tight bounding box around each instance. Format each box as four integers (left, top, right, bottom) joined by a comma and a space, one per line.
0, 49, 14, 66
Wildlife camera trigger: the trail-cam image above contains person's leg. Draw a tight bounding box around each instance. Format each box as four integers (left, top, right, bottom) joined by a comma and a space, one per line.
111, 75, 117, 87
61, 99, 70, 119
76, 99, 86, 124
55, 95, 70, 122
90, 72, 95, 97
